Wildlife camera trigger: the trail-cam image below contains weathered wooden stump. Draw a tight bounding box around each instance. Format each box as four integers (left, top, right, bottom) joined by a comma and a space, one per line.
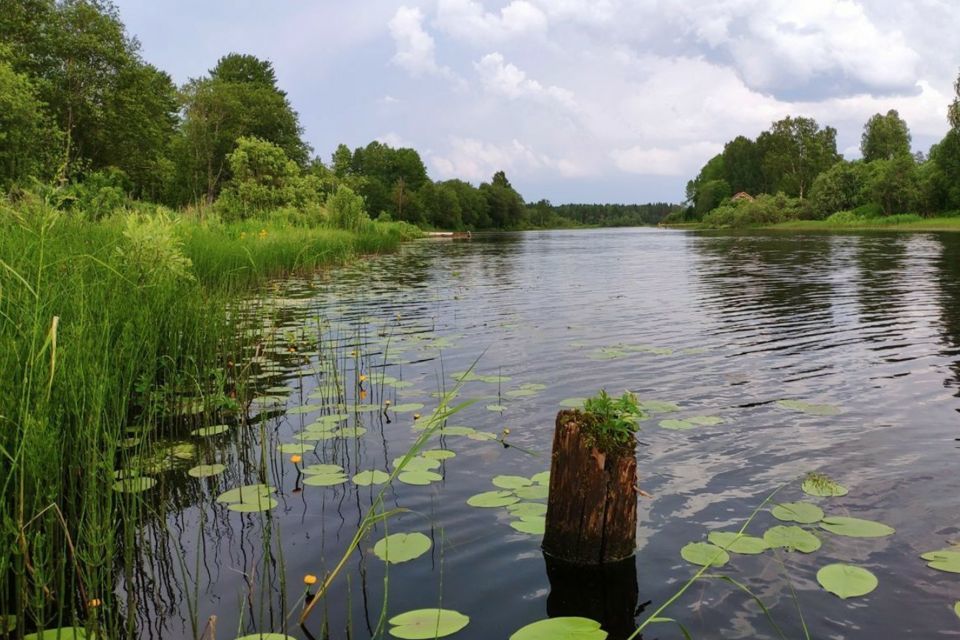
542, 409, 637, 564
544, 554, 640, 640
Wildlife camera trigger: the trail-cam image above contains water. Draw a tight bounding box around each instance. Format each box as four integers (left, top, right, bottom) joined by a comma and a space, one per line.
128, 228, 960, 639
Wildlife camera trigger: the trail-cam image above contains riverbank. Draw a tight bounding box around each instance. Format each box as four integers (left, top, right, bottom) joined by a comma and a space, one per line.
663, 215, 960, 232
0, 196, 419, 638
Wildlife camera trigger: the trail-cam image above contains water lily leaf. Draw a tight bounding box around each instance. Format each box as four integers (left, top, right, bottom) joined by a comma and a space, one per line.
954, 601, 960, 619
386, 380, 415, 389
397, 471, 442, 486
531, 471, 550, 485
373, 532, 432, 564
286, 404, 321, 415
507, 502, 548, 517
388, 608, 469, 639
335, 426, 367, 438
302, 473, 348, 487
467, 431, 498, 441
681, 542, 729, 567
637, 400, 680, 413
920, 550, 960, 573
659, 419, 696, 430
687, 415, 724, 426
191, 424, 230, 437
394, 457, 441, 472
772, 502, 824, 524
510, 516, 546, 535
817, 564, 878, 599
188, 464, 226, 478
277, 443, 313, 454
235, 634, 297, 639
707, 531, 768, 555
514, 484, 549, 500
506, 388, 538, 398
493, 475, 533, 490
802, 475, 848, 497
217, 484, 273, 503
302, 464, 343, 475
438, 426, 476, 437
559, 397, 586, 408
486, 404, 507, 412
763, 526, 821, 553
820, 516, 894, 538
468, 490, 520, 508
24, 628, 91, 640
314, 413, 350, 425
228, 497, 279, 512
777, 400, 841, 416
297, 430, 339, 442
421, 449, 456, 460
353, 470, 390, 486
509, 617, 607, 640
112, 477, 156, 493
391, 403, 424, 413
351, 403, 381, 412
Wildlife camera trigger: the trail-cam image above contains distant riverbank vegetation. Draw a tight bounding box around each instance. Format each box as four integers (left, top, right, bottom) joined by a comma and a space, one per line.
670, 73, 960, 229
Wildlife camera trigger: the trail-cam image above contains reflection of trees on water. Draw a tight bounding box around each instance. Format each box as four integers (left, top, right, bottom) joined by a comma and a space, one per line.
934, 233, 960, 396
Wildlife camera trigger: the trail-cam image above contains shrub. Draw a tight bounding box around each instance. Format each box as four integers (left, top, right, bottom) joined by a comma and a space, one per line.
326, 185, 369, 232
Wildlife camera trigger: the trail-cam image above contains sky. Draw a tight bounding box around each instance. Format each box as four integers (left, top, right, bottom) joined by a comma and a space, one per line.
114, 0, 960, 205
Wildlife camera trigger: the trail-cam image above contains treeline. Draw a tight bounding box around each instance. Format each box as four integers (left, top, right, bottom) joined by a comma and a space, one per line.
0, 0, 671, 231
675, 76, 960, 226
528, 201, 680, 227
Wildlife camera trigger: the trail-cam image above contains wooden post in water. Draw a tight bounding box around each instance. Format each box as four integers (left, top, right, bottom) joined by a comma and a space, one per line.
542, 409, 637, 564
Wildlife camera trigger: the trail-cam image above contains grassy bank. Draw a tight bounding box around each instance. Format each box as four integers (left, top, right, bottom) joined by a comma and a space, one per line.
766, 215, 960, 232
0, 194, 418, 638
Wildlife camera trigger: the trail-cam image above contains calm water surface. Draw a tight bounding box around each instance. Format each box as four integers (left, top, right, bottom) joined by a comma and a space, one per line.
128, 228, 960, 640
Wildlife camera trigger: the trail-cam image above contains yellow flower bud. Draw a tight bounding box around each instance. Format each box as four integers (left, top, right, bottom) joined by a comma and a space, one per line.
304, 574, 317, 586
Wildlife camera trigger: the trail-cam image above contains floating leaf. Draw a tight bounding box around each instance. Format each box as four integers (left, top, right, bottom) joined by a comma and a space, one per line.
302, 464, 343, 475
394, 456, 441, 472
388, 609, 469, 639
681, 542, 729, 567
559, 397, 586, 408
421, 449, 456, 460
707, 531, 768, 555
486, 404, 507, 412
468, 490, 520, 508
398, 471, 442, 486
191, 424, 229, 437
777, 400, 841, 416
817, 564, 878, 599
659, 418, 695, 430
492, 475, 533, 490
772, 502, 824, 525
509, 617, 607, 640
920, 550, 960, 574
235, 635, 297, 640
335, 426, 368, 438
763, 526, 821, 553
438, 426, 476, 437
286, 404, 321, 415
531, 471, 550, 485
687, 415, 724, 426
954, 601, 960, 619
507, 502, 548, 517
373, 532, 432, 564
302, 473, 348, 487
467, 431, 498, 441
314, 413, 350, 425
277, 442, 314, 454
188, 464, 226, 478
802, 474, 848, 497
353, 470, 390, 486
637, 400, 680, 413
391, 403, 425, 413
24, 628, 91, 640
514, 484, 549, 500
112, 477, 156, 493
510, 516, 546, 535
820, 516, 894, 538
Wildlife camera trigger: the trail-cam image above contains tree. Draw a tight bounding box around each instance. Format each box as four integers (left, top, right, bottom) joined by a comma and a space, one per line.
349, 141, 428, 218
721, 136, 763, 195
757, 116, 839, 199
327, 184, 369, 232
809, 160, 867, 218
480, 170, 524, 228
865, 154, 920, 215
0, 54, 61, 187
861, 109, 911, 162
694, 179, 731, 217
949, 69, 960, 131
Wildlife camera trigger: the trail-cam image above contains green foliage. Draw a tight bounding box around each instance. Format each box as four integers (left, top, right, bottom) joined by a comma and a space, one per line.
326, 184, 370, 233
861, 109, 912, 162
581, 389, 644, 450
809, 160, 868, 219
702, 193, 809, 228
757, 116, 840, 199
722, 135, 764, 195
0, 56, 61, 187
116, 211, 195, 284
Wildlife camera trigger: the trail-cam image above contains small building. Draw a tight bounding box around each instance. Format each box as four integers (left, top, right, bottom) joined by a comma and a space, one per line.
731, 192, 755, 202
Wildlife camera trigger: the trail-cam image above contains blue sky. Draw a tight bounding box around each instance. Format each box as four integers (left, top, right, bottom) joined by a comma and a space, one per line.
115, 0, 960, 204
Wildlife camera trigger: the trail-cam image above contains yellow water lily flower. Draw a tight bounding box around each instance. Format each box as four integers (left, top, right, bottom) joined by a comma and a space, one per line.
304, 574, 317, 586
290, 454, 302, 464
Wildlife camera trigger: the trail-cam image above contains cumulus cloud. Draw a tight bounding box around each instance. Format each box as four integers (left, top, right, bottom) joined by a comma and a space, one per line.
435, 0, 548, 44
388, 6, 446, 77
474, 53, 576, 109
430, 137, 588, 182
612, 142, 724, 177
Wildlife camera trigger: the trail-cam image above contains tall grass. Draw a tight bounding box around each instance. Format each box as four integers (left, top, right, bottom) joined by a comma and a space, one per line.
0, 193, 417, 638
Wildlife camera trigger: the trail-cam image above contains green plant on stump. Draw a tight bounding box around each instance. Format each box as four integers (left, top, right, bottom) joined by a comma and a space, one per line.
580, 389, 645, 451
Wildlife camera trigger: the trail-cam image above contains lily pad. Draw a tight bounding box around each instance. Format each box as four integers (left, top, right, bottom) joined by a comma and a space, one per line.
112, 477, 156, 493
286, 404, 320, 415
507, 502, 548, 517
510, 516, 546, 535
24, 628, 91, 640
191, 424, 230, 437
659, 418, 695, 430
302, 463, 344, 475
335, 426, 368, 438
777, 400, 841, 416
188, 464, 227, 478
681, 542, 729, 567
492, 475, 533, 490
302, 473, 348, 487
772, 502, 824, 524
277, 443, 314, 454
486, 404, 507, 412
353, 470, 391, 486
394, 456, 441, 472
373, 532, 432, 564
687, 415, 724, 426
802, 474, 848, 497
558, 397, 586, 408
468, 490, 520, 508
954, 601, 959, 619
920, 549, 960, 573
235, 635, 297, 640
531, 471, 550, 485
438, 426, 476, 437
707, 531, 768, 555
514, 484, 549, 500
467, 431, 498, 441
421, 449, 456, 460
820, 516, 894, 538
817, 563, 878, 599
397, 470, 442, 486
763, 525, 821, 553
391, 403, 425, 413
217, 483, 277, 512
510, 617, 607, 640
638, 400, 680, 413
388, 608, 469, 639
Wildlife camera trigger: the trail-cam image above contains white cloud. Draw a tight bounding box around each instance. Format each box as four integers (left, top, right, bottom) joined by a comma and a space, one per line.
429, 137, 588, 182
612, 142, 724, 177
474, 53, 576, 109
435, 0, 548, 44
389, 6, 445, 77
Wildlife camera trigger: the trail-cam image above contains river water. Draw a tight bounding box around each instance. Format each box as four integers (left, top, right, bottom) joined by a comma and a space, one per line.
129, 228, 960, 640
